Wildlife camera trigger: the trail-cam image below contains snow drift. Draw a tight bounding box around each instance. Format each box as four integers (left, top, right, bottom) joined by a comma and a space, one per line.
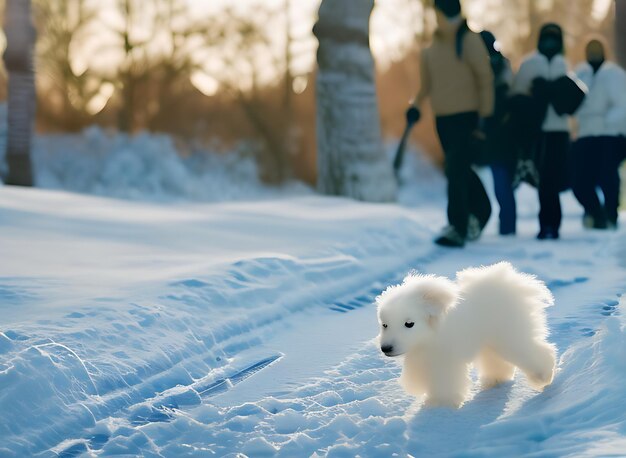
0, 103, 311, 202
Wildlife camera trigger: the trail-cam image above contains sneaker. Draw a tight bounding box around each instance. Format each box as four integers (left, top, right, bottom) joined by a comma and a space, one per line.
435, 226, 465, 248
537, 227, 559, 240
467, 215, 482, 242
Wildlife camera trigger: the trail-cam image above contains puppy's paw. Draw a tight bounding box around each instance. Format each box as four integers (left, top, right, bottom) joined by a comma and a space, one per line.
423, 395, 464, 409
526, 343, 557, 391
480, 376, 513, 389
526, 367, 555, 391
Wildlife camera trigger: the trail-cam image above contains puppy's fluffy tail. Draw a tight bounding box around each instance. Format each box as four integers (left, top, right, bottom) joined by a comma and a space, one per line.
457, 261, 554, 308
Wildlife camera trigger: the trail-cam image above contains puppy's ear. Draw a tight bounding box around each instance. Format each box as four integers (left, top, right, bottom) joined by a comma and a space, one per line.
422, 277, 457, 327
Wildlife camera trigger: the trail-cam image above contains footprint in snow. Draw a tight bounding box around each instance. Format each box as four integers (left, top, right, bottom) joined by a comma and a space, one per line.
600, 299, 620, 316
546, 277, 589, 290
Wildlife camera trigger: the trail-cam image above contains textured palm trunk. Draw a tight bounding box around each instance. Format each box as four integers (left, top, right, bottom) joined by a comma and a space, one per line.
617, 0, 626, 68
3, 0, 36, 186
313, 0, 396, 202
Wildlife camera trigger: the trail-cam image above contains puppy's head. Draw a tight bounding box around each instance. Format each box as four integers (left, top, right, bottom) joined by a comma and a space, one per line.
376, 273, 457, 357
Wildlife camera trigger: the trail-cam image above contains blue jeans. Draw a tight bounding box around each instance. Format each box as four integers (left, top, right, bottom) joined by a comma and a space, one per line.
491, 163, 516, 235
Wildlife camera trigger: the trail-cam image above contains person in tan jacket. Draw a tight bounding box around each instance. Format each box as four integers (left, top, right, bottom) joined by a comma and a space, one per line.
407, 0, 494, 247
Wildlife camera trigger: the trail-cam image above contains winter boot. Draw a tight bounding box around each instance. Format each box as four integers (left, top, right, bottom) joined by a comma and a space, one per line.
435, 226, 466, 248
537, 227, 559, 240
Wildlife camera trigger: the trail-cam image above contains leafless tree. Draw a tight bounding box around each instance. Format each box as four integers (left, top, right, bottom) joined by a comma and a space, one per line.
196, 5, 300, 183
34, 0, 104, 130
104, 0, 206, 133
110, 0, 152, 132
313, 0, 396, 202
3, 0, 36, 186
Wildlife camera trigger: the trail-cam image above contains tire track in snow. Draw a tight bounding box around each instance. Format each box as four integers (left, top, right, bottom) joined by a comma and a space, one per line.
10, 235, 445, 456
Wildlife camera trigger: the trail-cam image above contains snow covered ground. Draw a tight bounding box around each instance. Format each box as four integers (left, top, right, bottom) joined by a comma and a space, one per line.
1, 141, 626, 457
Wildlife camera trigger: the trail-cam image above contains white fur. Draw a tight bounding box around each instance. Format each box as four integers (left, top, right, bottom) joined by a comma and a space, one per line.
377, 262, 557, 408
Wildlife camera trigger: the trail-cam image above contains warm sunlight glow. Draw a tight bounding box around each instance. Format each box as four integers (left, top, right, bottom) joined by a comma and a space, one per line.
293, 75, 308, 94
592, 0, 613, 22
191, 71, 220, 97
86, 82, 115, 115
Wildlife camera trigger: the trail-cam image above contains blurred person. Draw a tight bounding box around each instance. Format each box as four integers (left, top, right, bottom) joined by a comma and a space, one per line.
480, 30, 517, 236
572, 38, 626, 230
512, 23, 571, 240
407, 0, 493, 248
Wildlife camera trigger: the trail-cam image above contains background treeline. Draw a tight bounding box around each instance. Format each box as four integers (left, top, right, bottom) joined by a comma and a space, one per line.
0, 0, 616, 184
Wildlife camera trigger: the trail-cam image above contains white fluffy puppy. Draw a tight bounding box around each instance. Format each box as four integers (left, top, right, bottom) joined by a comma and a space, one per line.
377, 262, 556, 408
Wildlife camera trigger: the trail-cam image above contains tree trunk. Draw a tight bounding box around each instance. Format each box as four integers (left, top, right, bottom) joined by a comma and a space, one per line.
616, 0, 626, 68
3, 0, 36, 186
313, 0, 396, 202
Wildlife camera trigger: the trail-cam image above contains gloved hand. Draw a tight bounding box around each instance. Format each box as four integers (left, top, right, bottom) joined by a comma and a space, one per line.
470, 120, 488, 166
405, 106, 421, 126
472, 127, 487, 142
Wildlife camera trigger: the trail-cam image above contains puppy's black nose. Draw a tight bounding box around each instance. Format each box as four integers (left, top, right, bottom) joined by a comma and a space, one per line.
381, 345, 393, 354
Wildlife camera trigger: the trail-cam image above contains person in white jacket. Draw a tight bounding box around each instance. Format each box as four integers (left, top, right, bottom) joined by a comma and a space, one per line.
573, 38, 626, 229
511, 23, 571, 240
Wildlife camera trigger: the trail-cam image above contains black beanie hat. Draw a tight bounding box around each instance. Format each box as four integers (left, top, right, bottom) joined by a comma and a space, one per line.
538, 23, 563, 45
435, 0, 461, 18
537, 22, 564, 57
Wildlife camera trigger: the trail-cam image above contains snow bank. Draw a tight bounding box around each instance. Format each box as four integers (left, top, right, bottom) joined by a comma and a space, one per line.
32, 128, 313, 202
0, 104, 311, 202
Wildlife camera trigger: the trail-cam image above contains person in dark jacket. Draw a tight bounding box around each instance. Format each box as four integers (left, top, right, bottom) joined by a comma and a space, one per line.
407, 0, 494, 247
573, 38, 626, 229
480, 30, 517, 236
512, 23, 571, 240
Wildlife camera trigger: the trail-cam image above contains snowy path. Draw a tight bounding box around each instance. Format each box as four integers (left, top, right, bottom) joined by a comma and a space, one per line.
1, 185, 626, 457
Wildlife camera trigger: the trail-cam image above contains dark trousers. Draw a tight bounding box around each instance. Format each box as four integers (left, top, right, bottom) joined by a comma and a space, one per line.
436, 112, 491, 237
491, 163, 516, 234
572, 136, 624, 224
536, 131, 570, 232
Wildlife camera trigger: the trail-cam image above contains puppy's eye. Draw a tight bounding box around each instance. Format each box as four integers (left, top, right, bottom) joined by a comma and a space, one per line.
382, 324, 388, 329
405, 322, 414, 328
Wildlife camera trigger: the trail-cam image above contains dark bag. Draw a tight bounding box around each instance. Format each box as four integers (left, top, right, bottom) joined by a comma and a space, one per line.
550, 75, 587, 116
512, 158, 540, 189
